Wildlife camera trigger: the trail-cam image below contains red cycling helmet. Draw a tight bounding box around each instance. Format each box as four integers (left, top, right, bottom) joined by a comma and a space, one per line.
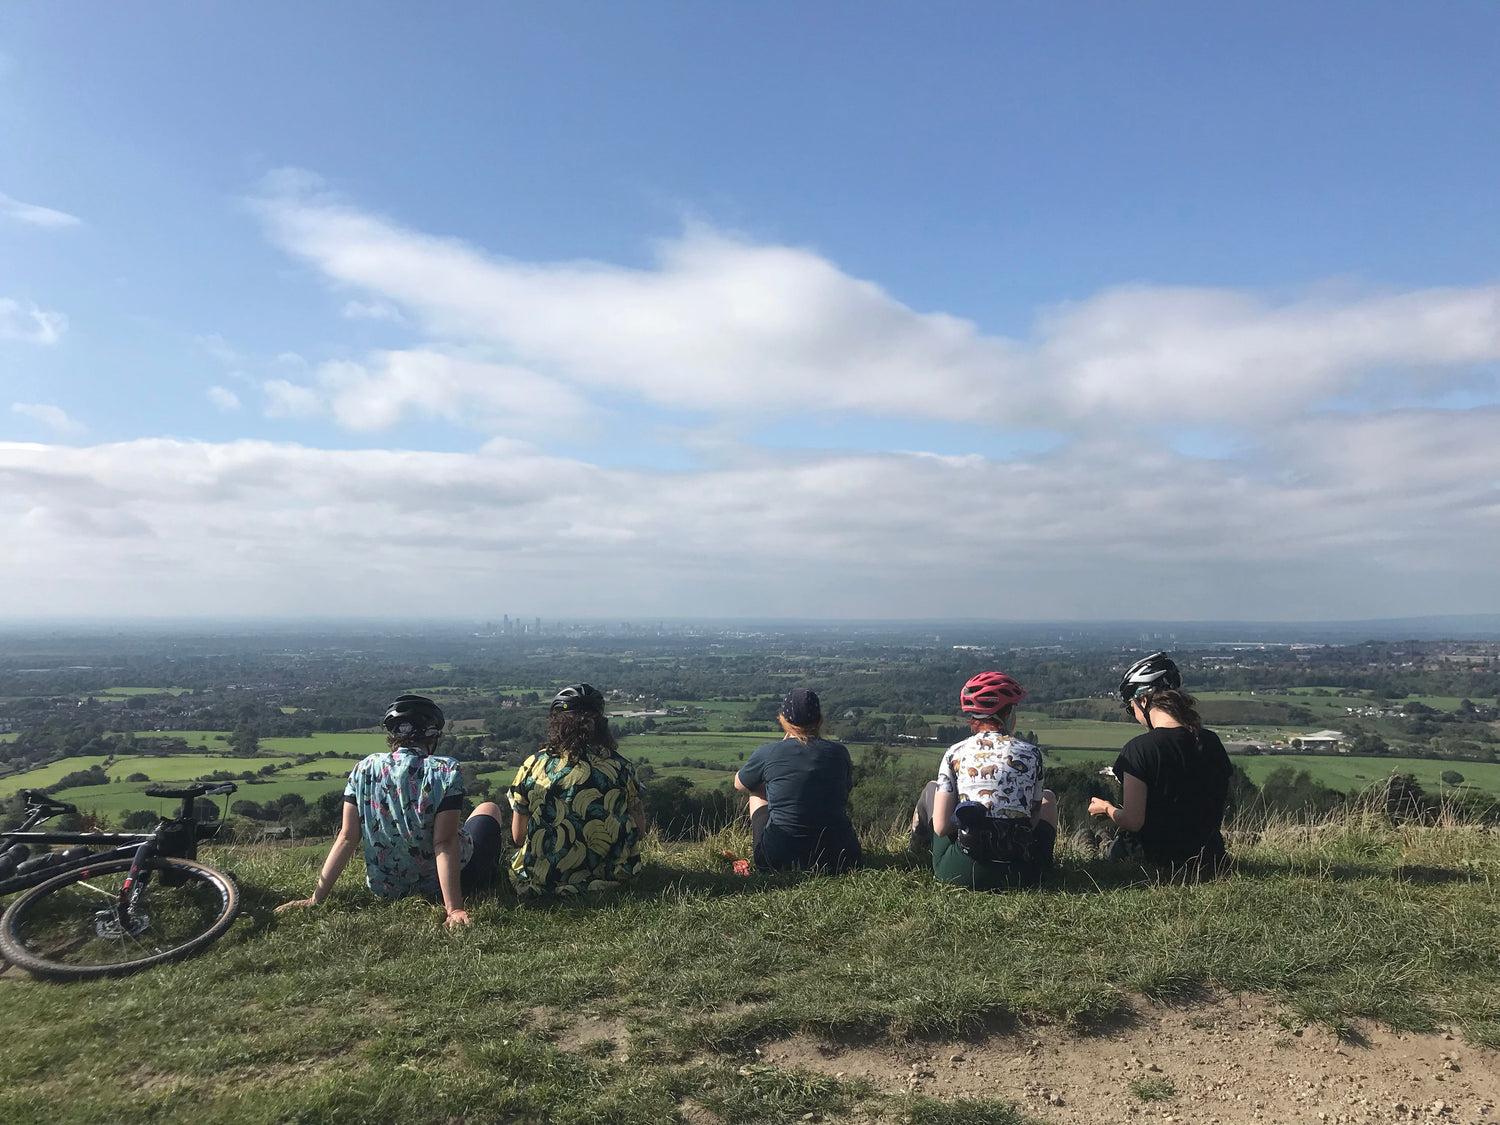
959, 671, 1027, 716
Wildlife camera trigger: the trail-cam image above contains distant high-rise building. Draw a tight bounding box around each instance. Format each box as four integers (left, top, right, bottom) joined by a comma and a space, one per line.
535, 616, 542, 636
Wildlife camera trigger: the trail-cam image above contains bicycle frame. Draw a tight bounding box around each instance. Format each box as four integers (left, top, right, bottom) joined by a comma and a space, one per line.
0, 785, 235, 907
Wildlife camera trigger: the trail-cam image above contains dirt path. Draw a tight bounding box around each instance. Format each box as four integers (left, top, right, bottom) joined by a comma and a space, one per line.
760, 994, 1500, 1125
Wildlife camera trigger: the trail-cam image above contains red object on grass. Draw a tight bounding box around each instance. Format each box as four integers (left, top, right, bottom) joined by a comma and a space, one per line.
732, 859, 751, 876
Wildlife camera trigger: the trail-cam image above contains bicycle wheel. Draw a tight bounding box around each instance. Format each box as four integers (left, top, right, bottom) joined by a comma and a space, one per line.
0, 856, 239, 980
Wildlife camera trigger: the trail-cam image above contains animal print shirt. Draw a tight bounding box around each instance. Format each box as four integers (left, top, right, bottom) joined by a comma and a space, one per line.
935, 732, 1044, 820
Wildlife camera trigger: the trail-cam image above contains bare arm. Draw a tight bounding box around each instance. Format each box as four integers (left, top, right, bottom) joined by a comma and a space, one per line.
276, 801, 361, 912
432, 808, 468, 928
1089, 773, 1147, 832
511, 808, 529, 847
931, 789, 957, 838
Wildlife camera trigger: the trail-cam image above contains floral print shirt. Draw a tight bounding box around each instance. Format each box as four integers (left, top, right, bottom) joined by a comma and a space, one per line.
507, 748, 642, 898
936, 731, 1044, 820
343, 749, 473, 900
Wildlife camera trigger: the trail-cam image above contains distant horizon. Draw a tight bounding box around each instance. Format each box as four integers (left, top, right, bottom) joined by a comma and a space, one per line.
2, 612, 1498, 642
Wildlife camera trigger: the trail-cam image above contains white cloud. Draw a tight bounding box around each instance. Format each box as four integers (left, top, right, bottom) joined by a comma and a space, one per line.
0, 298, 67, 344
265, 349, 592, 435
11, 402, 84, 436
0, 191, 81, 229
262, 379, 323, 419
207, 386, 241, 412
342, 299, 406, 323
251, 170, 1500, 430
2, 410, 1498, 619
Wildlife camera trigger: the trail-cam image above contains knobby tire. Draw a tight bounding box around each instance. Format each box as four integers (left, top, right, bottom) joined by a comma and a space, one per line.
0, 856, 239, 979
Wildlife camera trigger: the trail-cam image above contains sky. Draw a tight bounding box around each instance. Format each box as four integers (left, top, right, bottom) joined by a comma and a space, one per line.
2, 2, 1499, 622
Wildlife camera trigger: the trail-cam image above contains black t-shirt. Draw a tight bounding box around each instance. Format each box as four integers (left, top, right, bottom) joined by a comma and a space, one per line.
1113, 726, 1231, 865
736, 737, 854, 836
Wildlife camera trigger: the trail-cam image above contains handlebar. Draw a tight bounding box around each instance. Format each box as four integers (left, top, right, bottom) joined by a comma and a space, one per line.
144, 782, 238, 799
19, 789, 78, 816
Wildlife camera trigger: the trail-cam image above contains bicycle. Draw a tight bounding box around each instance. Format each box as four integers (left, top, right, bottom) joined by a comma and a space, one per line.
0, 782, 241, 979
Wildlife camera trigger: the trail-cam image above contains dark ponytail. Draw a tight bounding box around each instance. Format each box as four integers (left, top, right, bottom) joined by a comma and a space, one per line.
1141, 689, 1202, 731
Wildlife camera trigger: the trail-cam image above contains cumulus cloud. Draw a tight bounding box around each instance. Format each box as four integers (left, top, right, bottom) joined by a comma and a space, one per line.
0, 191, 81, 228
251, 170, 1500, 430
0, 298, 67, 344
264, 349, 592, 435
11, 402, 84, 436
2, 411, 1498, 618
207, 386, 241, 412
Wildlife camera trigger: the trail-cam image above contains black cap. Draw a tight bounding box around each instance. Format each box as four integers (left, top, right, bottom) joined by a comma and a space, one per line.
779, 688, 822, 727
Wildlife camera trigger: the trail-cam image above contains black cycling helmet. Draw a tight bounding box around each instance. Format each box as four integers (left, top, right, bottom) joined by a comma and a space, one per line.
1118, 652, 1182, 703
551, 683, 605, 714
383, 694, 445, 739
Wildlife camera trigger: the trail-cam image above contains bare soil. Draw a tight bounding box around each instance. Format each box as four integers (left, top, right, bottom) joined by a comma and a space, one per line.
759, 993, 1500, 1125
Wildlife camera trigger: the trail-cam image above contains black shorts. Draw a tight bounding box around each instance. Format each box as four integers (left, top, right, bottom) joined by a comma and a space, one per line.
460, 810, 505, 895
750, 805, 861, 874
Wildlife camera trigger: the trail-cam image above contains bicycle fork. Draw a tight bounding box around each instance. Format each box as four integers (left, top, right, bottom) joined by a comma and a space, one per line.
101, 840, 157, 939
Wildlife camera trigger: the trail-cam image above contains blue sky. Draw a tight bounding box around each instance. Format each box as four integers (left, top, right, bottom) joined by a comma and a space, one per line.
3, 3, 1499, 620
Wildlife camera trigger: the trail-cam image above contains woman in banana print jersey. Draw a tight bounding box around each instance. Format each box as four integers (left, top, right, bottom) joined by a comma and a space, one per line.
507, 683, 648, 897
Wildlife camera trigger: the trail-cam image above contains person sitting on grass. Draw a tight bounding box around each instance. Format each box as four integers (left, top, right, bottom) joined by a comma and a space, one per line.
1089, 652, 1233, 878
508, 683, 647, 898
734, 688, 861, 874
276, 695, 505, 928
924, 672, 1058, 890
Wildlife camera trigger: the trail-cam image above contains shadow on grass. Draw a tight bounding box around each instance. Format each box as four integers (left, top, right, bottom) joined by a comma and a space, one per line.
1230, 857, 1474, 884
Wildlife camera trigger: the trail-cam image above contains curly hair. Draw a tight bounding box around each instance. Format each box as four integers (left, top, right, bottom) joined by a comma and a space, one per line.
544, 709, 618, 764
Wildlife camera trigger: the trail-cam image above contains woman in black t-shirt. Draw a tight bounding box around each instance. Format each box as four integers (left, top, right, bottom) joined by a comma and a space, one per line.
1088, 653, 1232, 876
734, 688, 861, 873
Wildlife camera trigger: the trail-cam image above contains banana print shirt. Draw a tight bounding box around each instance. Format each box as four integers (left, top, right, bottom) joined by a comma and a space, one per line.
343, 748, 474, 901
936, 732, 1044, 820
507, 748, 643, 897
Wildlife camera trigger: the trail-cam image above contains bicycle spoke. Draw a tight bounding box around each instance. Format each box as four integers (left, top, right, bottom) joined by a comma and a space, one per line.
6, 864, 233, 970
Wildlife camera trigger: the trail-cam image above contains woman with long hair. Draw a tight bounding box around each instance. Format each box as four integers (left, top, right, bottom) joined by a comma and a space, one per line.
734, 688, 861, 873
926, 672, 1058, 890
1089, 653, 1232, 876
508, 683, 647, 897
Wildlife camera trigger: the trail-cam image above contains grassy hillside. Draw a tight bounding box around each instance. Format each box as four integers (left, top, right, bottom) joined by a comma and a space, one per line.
0, 816, 1496, 1125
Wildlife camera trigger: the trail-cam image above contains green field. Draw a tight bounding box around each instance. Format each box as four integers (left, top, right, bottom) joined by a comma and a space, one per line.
622, 730, 771, 765
126, 730, 234, 746
261, 732, 386, 756
1029, 746, 1500, 798
51, 774, 348, 820
658, 699, 759, 731
0, 753, 306, 799
0, 755, 114, 796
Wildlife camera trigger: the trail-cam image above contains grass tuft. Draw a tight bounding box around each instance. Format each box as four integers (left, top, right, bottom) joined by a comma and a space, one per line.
1127, 1075, 1176, 1102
